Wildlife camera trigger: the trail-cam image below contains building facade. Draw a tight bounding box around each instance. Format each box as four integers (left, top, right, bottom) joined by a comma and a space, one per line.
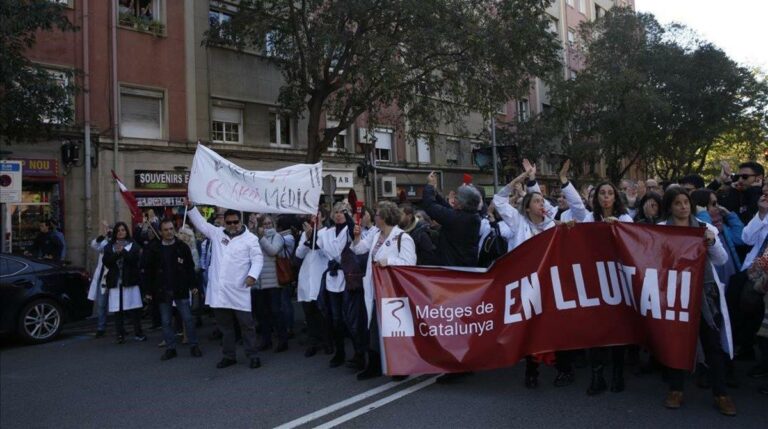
6, 0, 633, 268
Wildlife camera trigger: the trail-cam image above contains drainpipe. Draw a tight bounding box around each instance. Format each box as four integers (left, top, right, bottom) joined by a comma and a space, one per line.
111, 0, 119, 221
82, 0, 92, 269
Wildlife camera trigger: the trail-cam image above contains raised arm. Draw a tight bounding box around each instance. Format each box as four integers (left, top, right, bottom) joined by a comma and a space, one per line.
187, 205, 218, 239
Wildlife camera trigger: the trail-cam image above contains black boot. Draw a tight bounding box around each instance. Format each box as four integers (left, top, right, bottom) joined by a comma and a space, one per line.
346, 352, 365, 371
610, 364, 625, 392
329, 328, 345, 368
357, 350, 382, 380
587, 365, 607, 395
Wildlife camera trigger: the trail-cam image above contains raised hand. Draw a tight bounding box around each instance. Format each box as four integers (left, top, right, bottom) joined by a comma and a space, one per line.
522, 158, 537, 180
427, 171, 438, 187
559, 159, 571, 184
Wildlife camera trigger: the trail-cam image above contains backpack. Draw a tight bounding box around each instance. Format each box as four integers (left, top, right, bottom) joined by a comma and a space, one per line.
478, 223, 508, 268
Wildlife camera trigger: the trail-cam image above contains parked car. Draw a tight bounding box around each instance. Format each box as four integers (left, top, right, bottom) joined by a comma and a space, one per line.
0, 254, 92, 344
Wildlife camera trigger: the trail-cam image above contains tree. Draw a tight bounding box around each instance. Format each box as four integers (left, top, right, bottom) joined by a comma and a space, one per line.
209, 0, 562, 163
0, 0, 77, 144
544, 7, 768, 182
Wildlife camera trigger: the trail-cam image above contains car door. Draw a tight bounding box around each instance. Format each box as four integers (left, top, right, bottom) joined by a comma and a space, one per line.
0, 256, 39, 335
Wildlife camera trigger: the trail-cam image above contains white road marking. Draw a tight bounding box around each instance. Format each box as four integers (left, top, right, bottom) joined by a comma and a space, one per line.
312, 375, 439, 429
273, 376, 418, 429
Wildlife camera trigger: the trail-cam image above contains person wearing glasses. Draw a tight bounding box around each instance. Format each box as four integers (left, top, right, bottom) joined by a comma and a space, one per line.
186, 200, 264, 370
708, 161, 764, 225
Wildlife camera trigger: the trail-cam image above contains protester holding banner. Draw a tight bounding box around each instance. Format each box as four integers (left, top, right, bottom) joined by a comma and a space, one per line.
351, 201, 417, 380
562, 174, 633, 395
296, 210, 333, 357
253, 216, 289, 353
658, 186, 736, 416
186, 202, 264, 370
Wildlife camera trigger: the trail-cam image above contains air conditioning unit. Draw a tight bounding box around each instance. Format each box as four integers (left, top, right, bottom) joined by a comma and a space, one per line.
358, 128, 374, 145
378, 176, 397, 198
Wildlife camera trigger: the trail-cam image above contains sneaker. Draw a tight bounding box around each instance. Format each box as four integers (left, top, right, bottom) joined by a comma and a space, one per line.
160, 349, 177, 361
134, 334, 147, 342
713, 395, 736, 416
190, 345, 202, 358
216, 358, 237, 369
664, 391, 683, 409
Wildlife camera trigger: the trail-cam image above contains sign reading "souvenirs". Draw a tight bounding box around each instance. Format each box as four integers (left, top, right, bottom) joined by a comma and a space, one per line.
134, 170, 190, 189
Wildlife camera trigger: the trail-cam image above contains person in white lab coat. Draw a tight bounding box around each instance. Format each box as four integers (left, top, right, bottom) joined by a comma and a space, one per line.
296, 209, 333, 357
351, 201, 417, 380
187, 202, 264, 370
87, 222, 112, 337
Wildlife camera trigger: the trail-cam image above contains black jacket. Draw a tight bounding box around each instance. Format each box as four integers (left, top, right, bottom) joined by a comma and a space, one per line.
30, 231, 63, 262
102, 240, 142, 291
142, 239, 196, 302
407, 220, 440, 266
422, 184, 480, 267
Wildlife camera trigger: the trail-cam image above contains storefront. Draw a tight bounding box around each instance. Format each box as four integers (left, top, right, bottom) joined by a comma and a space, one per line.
133, 169, 190, 227
4, 158, 64, 255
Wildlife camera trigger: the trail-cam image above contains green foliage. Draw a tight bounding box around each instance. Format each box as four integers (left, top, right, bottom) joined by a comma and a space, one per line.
0, 0, 77, 144
207, 0, 562, 162
543, 7, 768, 182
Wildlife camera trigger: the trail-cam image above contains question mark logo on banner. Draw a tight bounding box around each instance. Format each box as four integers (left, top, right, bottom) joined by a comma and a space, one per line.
381, 298, 415, 337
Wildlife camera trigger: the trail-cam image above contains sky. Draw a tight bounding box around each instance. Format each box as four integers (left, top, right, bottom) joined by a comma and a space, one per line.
635, 0, 767, 72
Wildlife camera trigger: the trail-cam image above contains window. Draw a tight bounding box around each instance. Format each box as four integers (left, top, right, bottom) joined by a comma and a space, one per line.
326, 120, 346, 151
517, 99, 530, 122
496, 103, 508, 115
120, 87, 163, 139
0, 257, 28, 278
578, 0, 586, 14
374, 129, 393, 162
417, 137, 431, 164
595, 5, 605, 19
211, 106, 242, 144
548, 18, 559, 37
445, 139, 459, 166
269, 112, 291, 146
569, 69, 578, 80
265, 31, 278, 57
118, 0, 163, 27
566, 0, 574, 6
41, 68, 73, 124
567, 29, 576, 47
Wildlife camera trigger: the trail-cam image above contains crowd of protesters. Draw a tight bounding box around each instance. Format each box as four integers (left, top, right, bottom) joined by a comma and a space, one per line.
83, 159, 768, 417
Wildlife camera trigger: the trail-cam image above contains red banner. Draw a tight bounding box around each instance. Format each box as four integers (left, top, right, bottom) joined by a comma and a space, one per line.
374, 223, 709, 375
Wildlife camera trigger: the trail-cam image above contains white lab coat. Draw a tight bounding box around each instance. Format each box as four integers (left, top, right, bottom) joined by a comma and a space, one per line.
741, 211, 768, 270
493, 184, 557, 250
317, 226, 349, 293
87, 237, 109, 302
350, 225, 417, 327
296, 229, 330, 302
188, 208, 263, 312
107, 242, 142, 312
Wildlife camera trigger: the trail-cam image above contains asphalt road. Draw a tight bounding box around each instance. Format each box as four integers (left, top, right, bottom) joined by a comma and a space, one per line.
1, 318, 766, 429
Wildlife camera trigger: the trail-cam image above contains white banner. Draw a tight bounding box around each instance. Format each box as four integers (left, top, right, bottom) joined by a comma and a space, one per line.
188, 144, 323, 215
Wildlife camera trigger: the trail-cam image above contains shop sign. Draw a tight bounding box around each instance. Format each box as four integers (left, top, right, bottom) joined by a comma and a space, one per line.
326, 171, 355, 189
136, 196, 186, 207
0, 161, 23, 203
11, 158, 59, 177
134, 170, 190, 189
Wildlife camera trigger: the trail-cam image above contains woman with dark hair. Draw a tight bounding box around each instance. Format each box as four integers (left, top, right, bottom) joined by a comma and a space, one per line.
102, 221, 146, 344
690, 188, 744, 284
634, 192, 663, 224
658, 187, 736, 416
564, 178, 633, 395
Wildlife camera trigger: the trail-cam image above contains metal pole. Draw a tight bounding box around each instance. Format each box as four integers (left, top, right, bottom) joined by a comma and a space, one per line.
491, 116, 499, 193
83, 0, 92, 270
111, 0, 120, 222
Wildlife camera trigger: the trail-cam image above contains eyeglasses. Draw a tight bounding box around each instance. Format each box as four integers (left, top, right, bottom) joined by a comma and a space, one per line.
225, 220, 240, 225
732, 173, 757, 181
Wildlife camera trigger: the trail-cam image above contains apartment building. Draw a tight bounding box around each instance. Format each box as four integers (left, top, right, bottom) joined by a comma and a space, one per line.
6, 0, 632, 267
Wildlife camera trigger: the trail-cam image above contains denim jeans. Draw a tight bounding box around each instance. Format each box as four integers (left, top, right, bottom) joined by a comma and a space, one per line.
159, 299, 199, 349
96, 288, 109, 331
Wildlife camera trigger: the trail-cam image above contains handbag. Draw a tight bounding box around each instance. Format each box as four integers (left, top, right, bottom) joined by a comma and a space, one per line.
276, 243, 296, 285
